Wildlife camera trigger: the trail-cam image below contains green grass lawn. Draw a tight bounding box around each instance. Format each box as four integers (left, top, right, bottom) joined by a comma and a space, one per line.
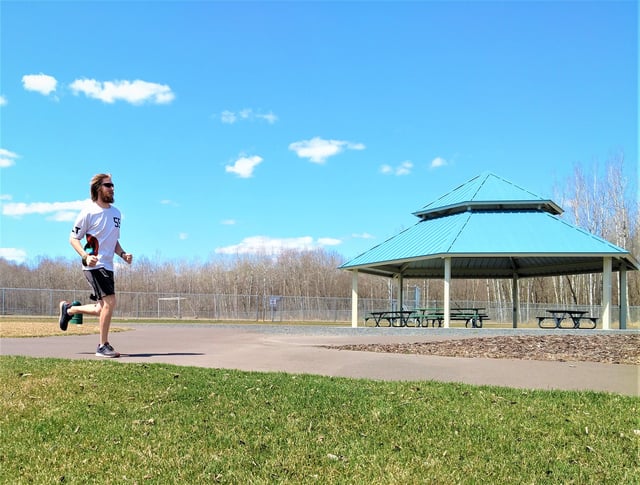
1, 355, 638, 484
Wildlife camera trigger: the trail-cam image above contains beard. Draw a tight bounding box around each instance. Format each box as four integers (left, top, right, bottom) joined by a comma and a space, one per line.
101, 193, 115, 204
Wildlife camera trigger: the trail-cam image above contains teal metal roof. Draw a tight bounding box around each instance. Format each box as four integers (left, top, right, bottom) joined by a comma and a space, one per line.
413, 172, 562, 220
340, 173, 639, 278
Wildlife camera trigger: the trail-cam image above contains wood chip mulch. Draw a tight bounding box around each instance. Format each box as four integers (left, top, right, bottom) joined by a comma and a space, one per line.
325, 334, 640, 365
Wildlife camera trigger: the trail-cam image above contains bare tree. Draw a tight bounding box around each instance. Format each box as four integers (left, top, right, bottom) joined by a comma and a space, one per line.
553, 152, 638, 305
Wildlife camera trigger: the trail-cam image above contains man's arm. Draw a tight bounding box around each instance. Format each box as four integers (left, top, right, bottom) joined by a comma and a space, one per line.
70, 236, 97, 266
115, 241, 133, 265
70, 236, 85, 257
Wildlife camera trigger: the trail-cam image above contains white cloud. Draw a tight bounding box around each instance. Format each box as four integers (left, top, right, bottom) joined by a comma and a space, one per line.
396, 161, 413, 175
352, 232, 374, 239
289, 137, 365, 164
0, 248, 27, 264
215, 235, 341, 255
219, 108, 278, 124
225, 155, 263, 178
317, 237, 341, 246
179, 233, 189, 240
381, 160, 413, 176
0, 95, 7, 106
2, 199, 87, 219
0, 148, 19, 168
49, 211, 78, 222
69, 78, 175, 105
257, 112, 278, 124
221, 219, 236, 225
221, 110, 237, 123
430, 156, 447, 169
22, 73, 57, 95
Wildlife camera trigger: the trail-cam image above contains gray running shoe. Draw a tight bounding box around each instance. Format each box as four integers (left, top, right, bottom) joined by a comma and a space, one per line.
58, 301, 72, 331
96, 342, 120, 358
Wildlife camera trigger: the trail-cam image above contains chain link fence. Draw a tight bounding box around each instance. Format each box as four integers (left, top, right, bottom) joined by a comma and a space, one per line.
1, 287, 637, 327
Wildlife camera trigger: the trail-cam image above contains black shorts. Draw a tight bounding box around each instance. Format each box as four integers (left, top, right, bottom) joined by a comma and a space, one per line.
83, 268, 115, 301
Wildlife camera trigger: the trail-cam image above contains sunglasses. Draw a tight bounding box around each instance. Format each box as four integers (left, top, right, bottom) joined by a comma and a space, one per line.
102, 183, 115, 188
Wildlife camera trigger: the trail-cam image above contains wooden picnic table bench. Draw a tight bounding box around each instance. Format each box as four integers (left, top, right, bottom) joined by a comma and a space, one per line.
364, 310, 416, 327
537, 309, 598, 329
413, 308, 445, 327
413, 308, 490, 328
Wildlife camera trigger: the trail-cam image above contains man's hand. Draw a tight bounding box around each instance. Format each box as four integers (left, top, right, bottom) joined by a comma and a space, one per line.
83, 254, 98, 267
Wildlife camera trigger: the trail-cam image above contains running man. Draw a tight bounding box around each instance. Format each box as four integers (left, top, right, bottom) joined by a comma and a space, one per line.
58, 173, 133, 357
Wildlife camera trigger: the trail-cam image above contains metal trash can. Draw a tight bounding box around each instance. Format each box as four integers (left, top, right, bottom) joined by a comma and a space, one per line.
70, 300, 83, 325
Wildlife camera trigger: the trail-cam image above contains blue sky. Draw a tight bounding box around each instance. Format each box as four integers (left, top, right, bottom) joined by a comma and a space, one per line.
1, 1, 637, 266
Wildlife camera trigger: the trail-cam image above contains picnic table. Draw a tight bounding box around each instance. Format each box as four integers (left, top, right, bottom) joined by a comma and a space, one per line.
537, 309, 598, 329
412, 307, 489, 328
364, 310, 416, 327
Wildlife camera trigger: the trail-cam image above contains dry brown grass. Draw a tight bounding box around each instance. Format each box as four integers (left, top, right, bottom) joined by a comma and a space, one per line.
0, 317, 128, 338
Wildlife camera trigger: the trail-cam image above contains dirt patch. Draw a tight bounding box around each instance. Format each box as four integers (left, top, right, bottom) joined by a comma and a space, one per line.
326, 334, 640, 365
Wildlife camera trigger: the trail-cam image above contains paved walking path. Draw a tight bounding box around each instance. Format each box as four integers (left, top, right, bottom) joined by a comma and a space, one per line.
1, 324, 638, 396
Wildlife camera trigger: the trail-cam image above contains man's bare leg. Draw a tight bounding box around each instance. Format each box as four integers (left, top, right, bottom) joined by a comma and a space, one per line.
60, 300, 100, 331
67, 302, 101, 317
98, 294, 116, 345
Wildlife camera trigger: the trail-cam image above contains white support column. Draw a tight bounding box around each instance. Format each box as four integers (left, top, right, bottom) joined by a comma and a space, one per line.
619, 265, 628, 330
512, 273, 519, 328
351, 271, 359, 328
602, 257, 612, 330
444, 257, 451, 328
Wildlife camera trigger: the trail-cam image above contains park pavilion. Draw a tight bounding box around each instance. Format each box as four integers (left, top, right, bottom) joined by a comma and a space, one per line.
339, 172, 639, 328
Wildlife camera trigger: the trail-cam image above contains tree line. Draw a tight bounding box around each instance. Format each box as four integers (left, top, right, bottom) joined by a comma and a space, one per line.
1, 156, 637, 307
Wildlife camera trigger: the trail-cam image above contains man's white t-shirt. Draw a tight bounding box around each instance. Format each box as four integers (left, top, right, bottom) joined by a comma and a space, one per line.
71, 202, 121, 271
